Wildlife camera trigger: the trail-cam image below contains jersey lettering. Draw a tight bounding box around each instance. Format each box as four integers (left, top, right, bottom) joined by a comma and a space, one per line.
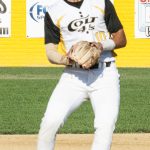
68, 15, 98, 33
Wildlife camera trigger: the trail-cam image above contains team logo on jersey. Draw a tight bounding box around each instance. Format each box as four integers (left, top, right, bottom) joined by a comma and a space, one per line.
0, 0, 7, 14
29, 2, 46, 22
68, 14, 97, 34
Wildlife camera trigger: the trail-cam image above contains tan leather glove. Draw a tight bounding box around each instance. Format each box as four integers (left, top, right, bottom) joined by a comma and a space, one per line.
68, 41, 103, 69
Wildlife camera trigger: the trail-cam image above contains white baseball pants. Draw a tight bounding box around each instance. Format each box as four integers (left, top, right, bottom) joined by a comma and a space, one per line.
37, 61, 120, 150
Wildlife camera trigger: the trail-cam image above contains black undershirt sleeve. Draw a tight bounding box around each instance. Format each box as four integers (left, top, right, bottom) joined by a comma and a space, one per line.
105, 0, 123, 34
44, 12, 60, 44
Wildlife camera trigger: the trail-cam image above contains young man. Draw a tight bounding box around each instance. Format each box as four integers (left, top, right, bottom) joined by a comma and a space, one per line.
37, 0, 127, 150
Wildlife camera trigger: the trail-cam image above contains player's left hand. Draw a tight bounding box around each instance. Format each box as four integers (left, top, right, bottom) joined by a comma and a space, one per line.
68, 41, 103, 69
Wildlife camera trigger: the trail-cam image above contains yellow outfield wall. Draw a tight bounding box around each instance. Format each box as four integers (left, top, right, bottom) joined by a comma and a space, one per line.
0, 0, 150, 67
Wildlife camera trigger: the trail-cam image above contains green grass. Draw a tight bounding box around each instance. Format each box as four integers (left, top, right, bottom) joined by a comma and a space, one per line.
0, 67, 150, 134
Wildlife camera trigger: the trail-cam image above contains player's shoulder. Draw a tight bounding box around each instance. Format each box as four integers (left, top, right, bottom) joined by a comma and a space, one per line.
46, 0, 66, 23
46, 0, 60, 15
43, 0, 61, 7
91, 0, 114, 11
91, 0, 105, 8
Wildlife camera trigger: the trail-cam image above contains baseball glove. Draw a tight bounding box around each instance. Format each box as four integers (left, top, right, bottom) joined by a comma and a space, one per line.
68, 41, 103, 69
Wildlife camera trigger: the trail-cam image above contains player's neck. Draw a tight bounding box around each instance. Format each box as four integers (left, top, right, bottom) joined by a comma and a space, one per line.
65, 0, 83, 3
64, 0, 84, 8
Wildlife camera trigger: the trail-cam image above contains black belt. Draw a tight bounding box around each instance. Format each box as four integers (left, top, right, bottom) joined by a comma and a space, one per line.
80, 62, 112, 69
69, 62, 112, 69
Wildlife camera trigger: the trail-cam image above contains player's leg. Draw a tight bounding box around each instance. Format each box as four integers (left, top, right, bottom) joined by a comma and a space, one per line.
89, 64, 120, 150
37, 71, 88, 150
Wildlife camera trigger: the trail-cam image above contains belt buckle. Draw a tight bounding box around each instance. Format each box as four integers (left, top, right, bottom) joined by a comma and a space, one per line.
89, 63, 99, 69
106, 62, 111, 67
72, 63, 80, 68
77, 62, 111, 69
89, 62, 111, 69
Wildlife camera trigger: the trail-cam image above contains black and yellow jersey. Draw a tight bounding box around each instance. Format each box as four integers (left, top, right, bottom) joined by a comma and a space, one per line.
44, 0, 123, 62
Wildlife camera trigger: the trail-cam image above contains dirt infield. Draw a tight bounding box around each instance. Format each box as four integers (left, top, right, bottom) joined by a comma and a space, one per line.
0, 134, 150, 150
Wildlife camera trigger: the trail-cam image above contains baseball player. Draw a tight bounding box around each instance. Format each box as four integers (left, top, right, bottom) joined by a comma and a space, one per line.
37, 0, 127, 150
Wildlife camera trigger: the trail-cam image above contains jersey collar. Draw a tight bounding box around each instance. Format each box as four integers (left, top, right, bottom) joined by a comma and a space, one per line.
63, 0, 84, 9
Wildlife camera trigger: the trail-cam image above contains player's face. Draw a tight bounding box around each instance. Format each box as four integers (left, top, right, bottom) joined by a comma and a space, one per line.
67, 0, 82, 2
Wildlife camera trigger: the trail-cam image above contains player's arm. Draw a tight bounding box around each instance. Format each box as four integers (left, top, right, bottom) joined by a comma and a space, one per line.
44, 12, 70, 65
45, 43, 70, 65
101, 0, 127, 51
111, 29, 126, 49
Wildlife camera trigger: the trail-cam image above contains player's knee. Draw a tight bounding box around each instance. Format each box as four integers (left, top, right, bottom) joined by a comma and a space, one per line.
94, 112, 118, 131
38, 117, 64, 142
101, 123, 115, 131
93, 124, 115, 147
94, 120, 117, 136
40, 117, 63, 133
41, 116, 64, 129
